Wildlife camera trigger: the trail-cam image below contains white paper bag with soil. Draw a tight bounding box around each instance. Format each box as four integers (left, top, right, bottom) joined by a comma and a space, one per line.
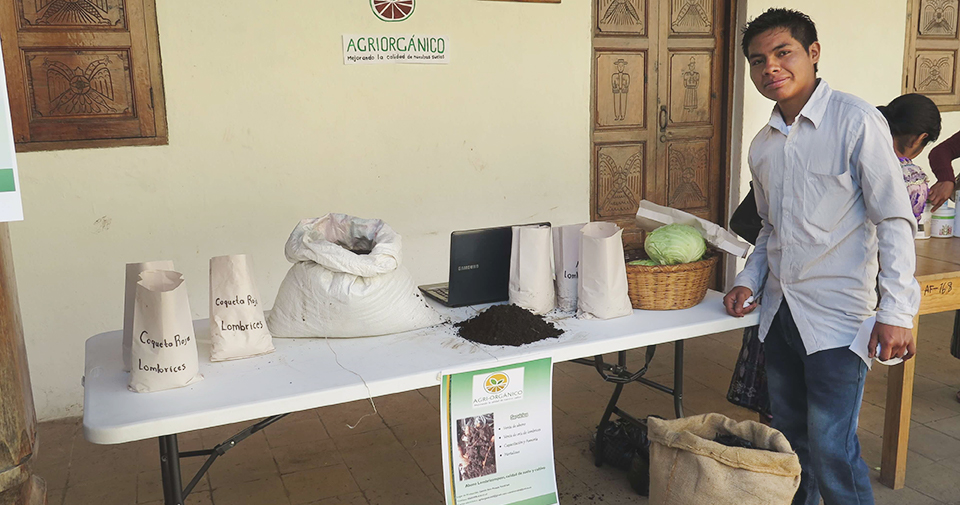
209, 254, 275, 361
267, 214, 442, 338
578, 222, 632, 320
123, 260, 175, 372
553, 224, 585, 312
509, 224, 555, 315
129, 270, 203, 393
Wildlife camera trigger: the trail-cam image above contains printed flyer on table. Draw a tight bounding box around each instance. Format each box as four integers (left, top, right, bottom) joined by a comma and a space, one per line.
440, 358, 558, 505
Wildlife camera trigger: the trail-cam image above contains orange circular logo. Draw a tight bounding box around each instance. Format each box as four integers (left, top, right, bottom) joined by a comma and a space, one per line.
484, 373, 509, 393
371, 0, 415, 22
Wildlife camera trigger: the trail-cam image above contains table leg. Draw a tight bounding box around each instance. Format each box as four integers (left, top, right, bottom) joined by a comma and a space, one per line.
594, 351, 628, 467
880, 315, 919, 489
951, 310, 960, 359
159, 435, 184, 505
673, 340, 684, 419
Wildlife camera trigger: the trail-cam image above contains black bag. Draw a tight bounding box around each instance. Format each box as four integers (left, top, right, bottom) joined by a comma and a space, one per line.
589, 418, 647, 470
730, 182, 762, 246
726, 184, 771, 420
726, 325, 772, 419
588, 416, 659, 496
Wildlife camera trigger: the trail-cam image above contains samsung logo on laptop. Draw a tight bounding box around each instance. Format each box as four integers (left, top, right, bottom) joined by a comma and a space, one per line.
457, 264, 480, 271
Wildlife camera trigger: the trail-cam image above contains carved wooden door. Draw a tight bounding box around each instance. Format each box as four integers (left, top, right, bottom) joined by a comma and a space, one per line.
902, 0, 960, 111
0, 0, 167, 150
592, 0, 730, 251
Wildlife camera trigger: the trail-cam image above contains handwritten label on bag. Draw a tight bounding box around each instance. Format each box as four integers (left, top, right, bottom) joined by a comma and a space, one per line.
215, 294, 266, 331
214, 295, 259, 308
137, 360, 189, 374
139, 330, 193, 349
137, 330, 192, 374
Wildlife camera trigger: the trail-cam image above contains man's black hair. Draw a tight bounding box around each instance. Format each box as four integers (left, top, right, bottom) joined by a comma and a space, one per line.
742, 8, 819, 72
878, 93, 942, 149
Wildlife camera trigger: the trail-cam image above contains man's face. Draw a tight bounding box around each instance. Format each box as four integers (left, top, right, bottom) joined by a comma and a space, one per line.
747, 28, 820, 104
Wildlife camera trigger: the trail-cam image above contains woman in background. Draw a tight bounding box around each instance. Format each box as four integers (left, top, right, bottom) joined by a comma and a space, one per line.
927, 127, 959, 211
923, 103, 960, 404
878, 93, 941, 223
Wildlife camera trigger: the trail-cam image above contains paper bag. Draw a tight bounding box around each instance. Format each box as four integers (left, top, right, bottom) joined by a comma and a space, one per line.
129, 270, 203, 393
636, 200, 750, 258
553, 224, 585, 312
578, 222, 632, 320
509, 224, 555, 315
123, 260, 175, 372
209, 254, 275, 362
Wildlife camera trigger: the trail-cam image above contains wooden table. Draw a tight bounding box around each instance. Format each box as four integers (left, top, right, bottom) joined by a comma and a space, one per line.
881, 237, 960, 488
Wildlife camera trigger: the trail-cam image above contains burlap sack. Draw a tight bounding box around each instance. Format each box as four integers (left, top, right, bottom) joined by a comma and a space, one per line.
647, 413, 801, 505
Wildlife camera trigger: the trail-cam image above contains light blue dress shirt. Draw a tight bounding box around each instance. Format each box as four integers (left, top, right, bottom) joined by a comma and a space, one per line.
734, 80, 921, 354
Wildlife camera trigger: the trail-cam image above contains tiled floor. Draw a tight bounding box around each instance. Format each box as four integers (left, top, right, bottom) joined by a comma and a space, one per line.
35, 312, 960, 505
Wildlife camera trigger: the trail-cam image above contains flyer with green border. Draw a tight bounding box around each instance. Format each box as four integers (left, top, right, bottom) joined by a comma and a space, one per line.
440, 358, 558, 505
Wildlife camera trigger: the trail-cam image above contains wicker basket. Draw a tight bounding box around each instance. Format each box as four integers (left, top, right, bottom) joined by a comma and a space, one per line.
626, 252, 719, 310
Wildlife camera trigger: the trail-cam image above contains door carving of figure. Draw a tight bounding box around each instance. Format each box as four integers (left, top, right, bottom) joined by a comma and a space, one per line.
592, 0, 732, 251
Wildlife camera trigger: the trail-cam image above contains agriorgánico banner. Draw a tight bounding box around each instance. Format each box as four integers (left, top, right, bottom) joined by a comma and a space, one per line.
440, 358, 558, 505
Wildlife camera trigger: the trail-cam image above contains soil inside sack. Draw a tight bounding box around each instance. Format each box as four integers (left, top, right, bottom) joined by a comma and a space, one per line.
455, 304, 563, 346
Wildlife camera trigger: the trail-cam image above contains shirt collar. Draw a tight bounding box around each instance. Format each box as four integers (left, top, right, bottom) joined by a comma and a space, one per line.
766, 79, 832, 135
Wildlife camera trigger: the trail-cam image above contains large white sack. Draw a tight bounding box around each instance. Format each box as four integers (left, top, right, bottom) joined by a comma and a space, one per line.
267, 214, 442, 338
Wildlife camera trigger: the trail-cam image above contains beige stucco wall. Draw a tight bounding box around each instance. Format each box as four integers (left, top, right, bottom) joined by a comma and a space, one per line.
14, 1, 592, 420
13, 0, 955, 420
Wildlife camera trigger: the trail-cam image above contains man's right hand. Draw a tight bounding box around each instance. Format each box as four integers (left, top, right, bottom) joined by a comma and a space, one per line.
724, 286, 757, 317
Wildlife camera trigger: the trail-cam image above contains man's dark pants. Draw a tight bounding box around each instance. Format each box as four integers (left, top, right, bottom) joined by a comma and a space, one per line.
765, 301, 874, 505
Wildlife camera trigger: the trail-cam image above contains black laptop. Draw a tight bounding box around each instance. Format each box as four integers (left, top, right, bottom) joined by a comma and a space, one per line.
419, 223, 549, 307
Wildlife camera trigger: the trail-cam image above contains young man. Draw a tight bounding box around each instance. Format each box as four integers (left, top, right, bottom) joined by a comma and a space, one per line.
723, 9, 920, 505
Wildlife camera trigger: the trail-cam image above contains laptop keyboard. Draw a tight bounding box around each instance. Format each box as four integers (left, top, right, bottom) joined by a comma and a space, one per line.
430, 287, 449, 301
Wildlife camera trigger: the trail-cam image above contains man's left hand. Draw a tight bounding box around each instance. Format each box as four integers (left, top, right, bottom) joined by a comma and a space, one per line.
928, 180, 955, 212
868, 322, 916, 361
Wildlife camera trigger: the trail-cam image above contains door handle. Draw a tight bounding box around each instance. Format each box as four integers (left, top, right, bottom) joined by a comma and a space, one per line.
659, 106, 668, 132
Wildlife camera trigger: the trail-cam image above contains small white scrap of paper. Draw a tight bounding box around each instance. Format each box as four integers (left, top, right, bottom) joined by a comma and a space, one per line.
849, 316, 904, 369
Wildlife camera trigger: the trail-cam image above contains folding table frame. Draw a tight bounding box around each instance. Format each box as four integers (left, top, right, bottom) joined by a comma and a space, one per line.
572, 341, 684, 467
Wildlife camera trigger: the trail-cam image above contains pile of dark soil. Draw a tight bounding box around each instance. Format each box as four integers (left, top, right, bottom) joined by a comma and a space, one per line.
713, 433, 774, 452
455, 304, 563, 346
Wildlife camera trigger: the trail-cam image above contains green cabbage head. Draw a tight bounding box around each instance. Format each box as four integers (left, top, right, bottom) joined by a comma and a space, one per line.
644, 224, 706, 265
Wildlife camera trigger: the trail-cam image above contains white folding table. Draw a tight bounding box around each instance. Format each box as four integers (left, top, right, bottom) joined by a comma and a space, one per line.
82, 291, 758, 505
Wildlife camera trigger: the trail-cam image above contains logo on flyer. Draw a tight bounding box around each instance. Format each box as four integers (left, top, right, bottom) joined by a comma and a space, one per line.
484, 373, 509, 393
473, 367, 524, 407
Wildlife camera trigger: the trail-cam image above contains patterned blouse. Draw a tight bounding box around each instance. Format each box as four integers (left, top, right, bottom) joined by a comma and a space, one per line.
900, 157, 929, 223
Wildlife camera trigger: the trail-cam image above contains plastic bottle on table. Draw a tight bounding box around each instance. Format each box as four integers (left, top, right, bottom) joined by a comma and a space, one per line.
932, 204, 955, 238
917, 208, 932, 240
